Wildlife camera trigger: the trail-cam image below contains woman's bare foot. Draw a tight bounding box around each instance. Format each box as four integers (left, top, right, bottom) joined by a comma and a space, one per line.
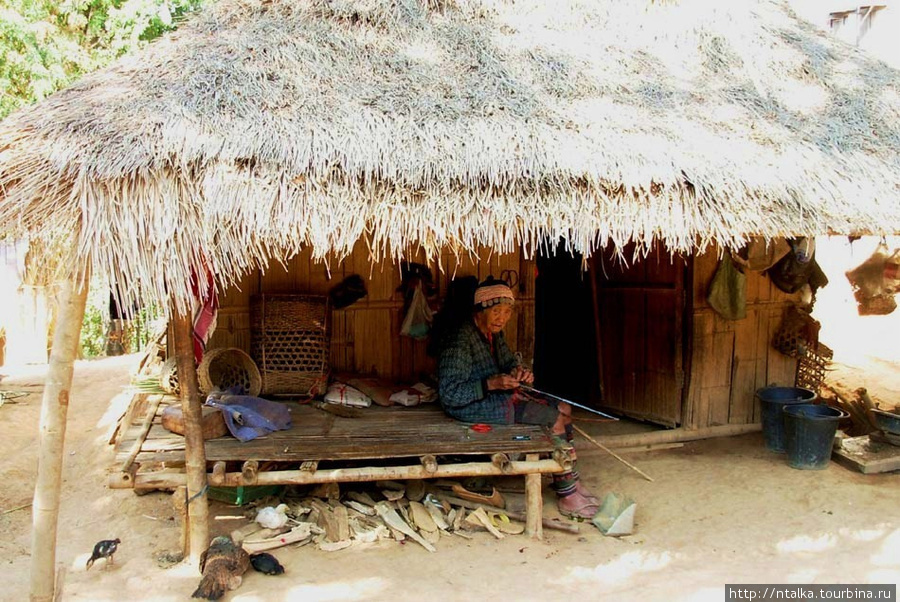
557, 490, 599, 519
575, 481, 600, 506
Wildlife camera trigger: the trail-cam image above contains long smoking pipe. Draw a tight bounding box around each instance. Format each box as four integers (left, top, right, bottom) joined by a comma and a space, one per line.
518, 384, 619, 421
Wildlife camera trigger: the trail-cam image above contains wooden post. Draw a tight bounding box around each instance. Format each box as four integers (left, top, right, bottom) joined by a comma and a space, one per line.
173, 486, 189, 559
172, 309, 209, 566
524, 453, 543, 540
30, 272, 89, 602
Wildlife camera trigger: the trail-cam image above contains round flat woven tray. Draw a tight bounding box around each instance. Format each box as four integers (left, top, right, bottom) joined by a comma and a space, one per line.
197, 348, 262, 396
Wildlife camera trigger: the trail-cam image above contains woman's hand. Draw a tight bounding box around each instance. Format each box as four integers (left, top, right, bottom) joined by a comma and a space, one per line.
512, 366, 534, 385
486, 374, 521, 391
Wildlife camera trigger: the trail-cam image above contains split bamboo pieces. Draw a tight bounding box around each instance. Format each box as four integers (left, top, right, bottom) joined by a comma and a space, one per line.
422, 498, 450, 531
409, 501, 442, 545
433, 493, 579, 535
464, 507, 504, 539
242, 522, 314, 554
374, 502, 437, 552
309, 499, 350, 543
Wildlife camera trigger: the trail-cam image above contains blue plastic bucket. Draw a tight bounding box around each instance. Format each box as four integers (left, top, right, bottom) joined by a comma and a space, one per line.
782, 404, 847, 470
757, 386, 817, 453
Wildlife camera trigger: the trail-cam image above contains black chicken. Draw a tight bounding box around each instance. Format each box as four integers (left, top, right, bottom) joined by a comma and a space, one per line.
86, 538, 120, 570
192, 536, 250, 600
250, 552, 285, 575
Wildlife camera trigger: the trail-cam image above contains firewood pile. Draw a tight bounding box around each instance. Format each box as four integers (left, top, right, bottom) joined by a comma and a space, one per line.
226, 479, 576, 555
819, 384, 890, 437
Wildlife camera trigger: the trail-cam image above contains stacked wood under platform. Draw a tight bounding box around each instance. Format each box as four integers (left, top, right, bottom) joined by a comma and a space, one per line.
111, 394, 568, 538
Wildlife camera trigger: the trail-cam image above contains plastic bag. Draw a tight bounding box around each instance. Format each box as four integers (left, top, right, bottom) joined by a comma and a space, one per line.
846, 242, 898, 315
324, 383, 372, 408
707, 256, 746, 320
400, 282, 433, 339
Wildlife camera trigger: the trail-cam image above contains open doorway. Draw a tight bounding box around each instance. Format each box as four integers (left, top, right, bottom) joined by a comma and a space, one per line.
533, 246, 598, 406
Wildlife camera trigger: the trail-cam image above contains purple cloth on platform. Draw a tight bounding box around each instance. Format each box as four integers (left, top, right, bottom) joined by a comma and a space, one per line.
205, 391, 292, 442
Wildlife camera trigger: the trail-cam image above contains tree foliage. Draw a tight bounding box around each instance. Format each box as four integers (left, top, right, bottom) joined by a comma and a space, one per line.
0, 0, 207, 119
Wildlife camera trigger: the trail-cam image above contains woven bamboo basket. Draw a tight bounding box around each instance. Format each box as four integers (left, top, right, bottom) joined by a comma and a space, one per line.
158, 357, 180, 395
197, 347, 262, 396
250, 294, 330, 395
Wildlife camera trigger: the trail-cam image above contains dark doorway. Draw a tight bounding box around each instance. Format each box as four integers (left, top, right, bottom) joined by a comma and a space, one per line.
533, 245, 599, 406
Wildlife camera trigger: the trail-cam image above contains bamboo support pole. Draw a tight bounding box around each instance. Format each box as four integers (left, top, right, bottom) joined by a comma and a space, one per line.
420, 455, 438, 474
173, 486, 189, 559
172, 310, 209, 566
491, 453, 511, 473
125, 458, 564, 490
210, 462, 226, 486
30, 272, 89, 602
242, 460, 259, 485
572, 424, 654, 482
524, 453, 543, 539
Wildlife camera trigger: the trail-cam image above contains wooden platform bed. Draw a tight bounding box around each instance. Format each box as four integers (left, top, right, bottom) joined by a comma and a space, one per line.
111, 394, 569, 539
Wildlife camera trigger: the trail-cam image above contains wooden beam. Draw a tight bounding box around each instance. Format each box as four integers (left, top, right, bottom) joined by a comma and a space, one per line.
172, 309, 209, 567
30, 270, 89, 602
573, 423, 762, 455
119, 395, 163, 472
131, 458, 565, 489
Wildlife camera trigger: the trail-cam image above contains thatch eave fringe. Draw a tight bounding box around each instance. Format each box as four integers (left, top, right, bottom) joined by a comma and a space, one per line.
2, 0, 900, 313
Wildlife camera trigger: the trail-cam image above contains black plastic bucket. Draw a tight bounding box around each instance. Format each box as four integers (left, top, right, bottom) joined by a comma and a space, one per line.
783, 404, 848, 470
757, 386, 817, 453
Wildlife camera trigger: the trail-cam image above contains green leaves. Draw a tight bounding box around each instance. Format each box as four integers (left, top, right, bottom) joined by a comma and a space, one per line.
0, 0, 208, 120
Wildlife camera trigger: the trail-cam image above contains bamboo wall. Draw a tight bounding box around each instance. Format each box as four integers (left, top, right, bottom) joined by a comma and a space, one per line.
684, 246, 800, 429
209, 242, 535, 383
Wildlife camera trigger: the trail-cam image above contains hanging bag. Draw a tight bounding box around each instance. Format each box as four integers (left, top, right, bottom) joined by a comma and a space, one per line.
400, 282, 433, 339
846, 242, 898, 315
707, 255, 747, 320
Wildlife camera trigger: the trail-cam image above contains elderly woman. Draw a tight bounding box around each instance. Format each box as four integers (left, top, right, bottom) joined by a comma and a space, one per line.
438, 277, 600, 519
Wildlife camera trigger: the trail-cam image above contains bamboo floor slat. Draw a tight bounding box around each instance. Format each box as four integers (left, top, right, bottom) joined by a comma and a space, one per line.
114, 394, 556, 466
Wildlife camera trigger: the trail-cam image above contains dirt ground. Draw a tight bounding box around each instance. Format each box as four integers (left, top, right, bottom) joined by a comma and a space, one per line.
1, 236, 899, 601
1, 354, 898, 602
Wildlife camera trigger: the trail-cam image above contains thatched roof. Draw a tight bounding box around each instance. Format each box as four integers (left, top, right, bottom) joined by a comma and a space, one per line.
2, 0, 900, 309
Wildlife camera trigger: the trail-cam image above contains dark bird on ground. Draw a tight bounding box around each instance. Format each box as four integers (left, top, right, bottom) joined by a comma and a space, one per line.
86, 538, 120, 570
250, 552, 285, 575
192, 536, 250, 600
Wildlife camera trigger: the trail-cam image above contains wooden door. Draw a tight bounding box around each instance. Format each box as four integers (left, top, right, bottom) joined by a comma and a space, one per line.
591, 244, 687, 427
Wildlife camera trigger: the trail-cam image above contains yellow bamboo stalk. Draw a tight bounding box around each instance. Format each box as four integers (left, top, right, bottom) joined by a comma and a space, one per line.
30, 269, 89, 602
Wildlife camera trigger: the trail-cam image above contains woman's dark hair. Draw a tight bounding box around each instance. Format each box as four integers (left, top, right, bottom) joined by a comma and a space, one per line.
427, 275, 478, 357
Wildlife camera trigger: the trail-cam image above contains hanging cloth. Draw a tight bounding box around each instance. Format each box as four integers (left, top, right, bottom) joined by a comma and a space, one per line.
707, 255, 747, 320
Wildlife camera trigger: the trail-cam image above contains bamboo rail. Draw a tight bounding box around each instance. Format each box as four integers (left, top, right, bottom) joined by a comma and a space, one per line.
112, 458, 564, 490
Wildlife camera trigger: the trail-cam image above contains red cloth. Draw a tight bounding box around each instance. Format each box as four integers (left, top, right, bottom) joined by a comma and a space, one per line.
190, 266, 218, 364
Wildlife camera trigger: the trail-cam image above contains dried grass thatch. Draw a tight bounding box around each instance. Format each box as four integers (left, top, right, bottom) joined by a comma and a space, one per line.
2, 0, 900, 310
